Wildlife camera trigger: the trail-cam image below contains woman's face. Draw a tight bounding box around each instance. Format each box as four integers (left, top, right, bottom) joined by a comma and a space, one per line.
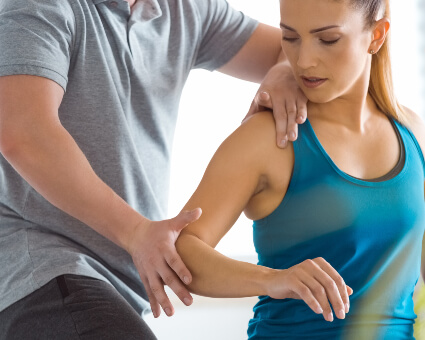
280, 0, 374, 104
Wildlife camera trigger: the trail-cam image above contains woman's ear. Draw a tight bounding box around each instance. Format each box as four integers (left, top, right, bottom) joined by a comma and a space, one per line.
368, 18, 390, 54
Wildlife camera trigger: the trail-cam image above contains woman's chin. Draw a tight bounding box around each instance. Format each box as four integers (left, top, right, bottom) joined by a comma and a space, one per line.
304, 94, 334, 104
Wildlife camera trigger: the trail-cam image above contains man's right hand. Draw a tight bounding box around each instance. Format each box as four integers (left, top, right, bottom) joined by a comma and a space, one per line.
126, 208, 202, 318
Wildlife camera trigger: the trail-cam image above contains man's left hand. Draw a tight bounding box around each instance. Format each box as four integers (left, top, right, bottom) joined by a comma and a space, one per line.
244, 62, 308, 148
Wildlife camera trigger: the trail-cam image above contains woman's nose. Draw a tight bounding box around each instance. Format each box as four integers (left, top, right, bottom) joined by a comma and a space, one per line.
296, 44, 318, 70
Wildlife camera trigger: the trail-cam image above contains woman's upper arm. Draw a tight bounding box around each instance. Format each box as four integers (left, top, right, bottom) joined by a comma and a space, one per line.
180, 111, 281, 248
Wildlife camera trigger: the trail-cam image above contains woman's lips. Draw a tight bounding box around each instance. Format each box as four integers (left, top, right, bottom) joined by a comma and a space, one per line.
301, 76, 328, 89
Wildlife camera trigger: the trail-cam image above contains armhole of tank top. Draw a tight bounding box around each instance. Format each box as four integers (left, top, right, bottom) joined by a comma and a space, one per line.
405, 127, 425, 179
279, 138, 302, 209
254, 138, 302, 225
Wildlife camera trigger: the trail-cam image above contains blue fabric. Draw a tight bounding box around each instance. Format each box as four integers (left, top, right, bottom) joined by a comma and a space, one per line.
248, 118, 425, 340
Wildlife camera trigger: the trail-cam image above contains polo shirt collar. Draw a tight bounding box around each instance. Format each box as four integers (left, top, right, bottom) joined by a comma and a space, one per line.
92, 0, 162, 21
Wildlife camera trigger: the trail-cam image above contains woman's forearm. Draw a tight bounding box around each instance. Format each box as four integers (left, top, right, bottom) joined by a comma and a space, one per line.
176, 233, 275, 298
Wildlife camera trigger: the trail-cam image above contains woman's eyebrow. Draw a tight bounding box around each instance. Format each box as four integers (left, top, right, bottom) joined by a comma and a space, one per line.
279, 23, 341, 33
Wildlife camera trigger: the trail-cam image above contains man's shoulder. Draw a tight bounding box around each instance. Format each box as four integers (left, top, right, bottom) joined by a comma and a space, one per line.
1, 0, 78, 22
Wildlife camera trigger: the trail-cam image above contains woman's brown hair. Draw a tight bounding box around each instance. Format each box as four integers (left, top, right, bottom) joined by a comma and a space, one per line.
353, 0, 407, 123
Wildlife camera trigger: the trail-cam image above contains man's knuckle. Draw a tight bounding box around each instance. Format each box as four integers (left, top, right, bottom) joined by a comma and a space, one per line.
163, 275, 175, 286
147, 256, 156, 266
168, 256, 178, 267
151, 285, 162, 295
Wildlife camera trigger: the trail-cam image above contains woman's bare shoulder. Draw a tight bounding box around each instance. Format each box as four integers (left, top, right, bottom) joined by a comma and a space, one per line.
221, 111, 287, 158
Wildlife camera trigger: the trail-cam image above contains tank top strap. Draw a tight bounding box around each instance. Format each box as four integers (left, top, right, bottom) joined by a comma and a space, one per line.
291, 119, 336, 184
394, 119, 425, 180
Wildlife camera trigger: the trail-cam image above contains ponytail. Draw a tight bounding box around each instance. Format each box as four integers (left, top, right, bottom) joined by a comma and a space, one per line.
368, 1, 407, 123
352, 0, 408, 123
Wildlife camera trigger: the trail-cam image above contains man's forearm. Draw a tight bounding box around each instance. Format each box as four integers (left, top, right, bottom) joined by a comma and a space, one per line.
1, 120, 144, 252
176, 233, 274, 298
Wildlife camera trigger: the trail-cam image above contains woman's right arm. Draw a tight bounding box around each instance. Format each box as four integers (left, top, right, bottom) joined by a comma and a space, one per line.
176, 111, 352, 321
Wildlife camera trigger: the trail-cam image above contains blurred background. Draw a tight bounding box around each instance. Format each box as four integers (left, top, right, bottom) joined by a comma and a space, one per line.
145, 0, 425, 338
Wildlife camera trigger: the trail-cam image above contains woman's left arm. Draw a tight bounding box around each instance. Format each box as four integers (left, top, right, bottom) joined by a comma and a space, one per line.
175, 112, 293, 298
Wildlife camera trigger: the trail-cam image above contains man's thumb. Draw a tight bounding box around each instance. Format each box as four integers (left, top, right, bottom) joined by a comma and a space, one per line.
173, 208, 202, 231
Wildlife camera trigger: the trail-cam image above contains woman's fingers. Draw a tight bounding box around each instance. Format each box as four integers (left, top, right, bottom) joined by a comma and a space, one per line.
298, 260, 335, 322
293, 281, 324, 315
313, 257, 350, 314
268, 258, 353, 323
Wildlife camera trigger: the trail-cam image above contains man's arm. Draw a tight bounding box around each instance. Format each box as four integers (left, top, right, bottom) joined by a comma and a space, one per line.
218, 23, 308, 148
0, 75, 199, 318
217, 23, 282, 83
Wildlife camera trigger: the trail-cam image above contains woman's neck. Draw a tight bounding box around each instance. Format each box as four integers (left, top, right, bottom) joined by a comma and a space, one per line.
307, 93, 381, 133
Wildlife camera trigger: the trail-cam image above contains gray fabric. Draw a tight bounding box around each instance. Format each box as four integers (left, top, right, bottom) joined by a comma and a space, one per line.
0, 0, 258, 314
0, 274, 157, 339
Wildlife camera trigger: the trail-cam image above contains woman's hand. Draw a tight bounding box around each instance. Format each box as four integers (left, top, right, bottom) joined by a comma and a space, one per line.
125, 208, 202, 318
243, 61, 308, 148
266, 257, 353, 322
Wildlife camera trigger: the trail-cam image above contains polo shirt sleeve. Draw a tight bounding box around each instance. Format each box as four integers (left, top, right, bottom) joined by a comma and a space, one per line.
0, 0, 76, 91
193, 0, 258, 71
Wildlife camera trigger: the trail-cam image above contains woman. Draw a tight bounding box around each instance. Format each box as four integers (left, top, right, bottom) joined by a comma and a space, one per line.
175, 0, 425, 338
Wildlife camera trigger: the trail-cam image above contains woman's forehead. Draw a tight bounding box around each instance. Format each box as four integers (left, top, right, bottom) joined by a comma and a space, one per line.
280, 0, 363, 31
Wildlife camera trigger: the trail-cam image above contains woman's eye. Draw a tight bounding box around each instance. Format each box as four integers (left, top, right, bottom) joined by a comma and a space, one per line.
282, 37, 299, 43
320, 38, 340, 45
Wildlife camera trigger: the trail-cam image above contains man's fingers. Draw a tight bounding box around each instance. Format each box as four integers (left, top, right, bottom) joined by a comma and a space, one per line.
296, 97, 308, 124
285, 101, 298, 142
141, 276, 161, 318
256, 91, 272, 109
172, 208, 202, 232
272, 105, 289, 148
165, 249, 193, 287
148, 273, 175, 317
160, 257, 193, 307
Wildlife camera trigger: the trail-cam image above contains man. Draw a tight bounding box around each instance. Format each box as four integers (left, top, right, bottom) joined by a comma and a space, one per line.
0, 0, 306, 338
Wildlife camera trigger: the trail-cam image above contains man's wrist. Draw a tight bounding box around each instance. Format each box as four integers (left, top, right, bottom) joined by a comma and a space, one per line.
121, 216, 151, 256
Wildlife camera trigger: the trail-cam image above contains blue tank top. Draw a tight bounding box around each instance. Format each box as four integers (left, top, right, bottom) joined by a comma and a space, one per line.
248, 118, 425, 340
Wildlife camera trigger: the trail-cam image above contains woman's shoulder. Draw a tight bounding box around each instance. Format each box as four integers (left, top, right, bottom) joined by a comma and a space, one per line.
227, 110, 286, 153
401, 106, 425, 155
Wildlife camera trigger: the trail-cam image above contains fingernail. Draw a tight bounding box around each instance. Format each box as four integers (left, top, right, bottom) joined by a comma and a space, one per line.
327, 312, 334, 322
165, 308, 172, 316
260, 91, 269, 99
153, 311, 158, 318
316, 306, 323, 314
183, 276, 190, 284
345, 303, 350, 313
337, 309, 345, 319
289, 132, 296, 140
184, 298, 191, 305
279, 139, 287, 148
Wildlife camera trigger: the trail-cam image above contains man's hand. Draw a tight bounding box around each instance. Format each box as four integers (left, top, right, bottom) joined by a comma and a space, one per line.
127, 208, 202, 318
244, 62, 308, 148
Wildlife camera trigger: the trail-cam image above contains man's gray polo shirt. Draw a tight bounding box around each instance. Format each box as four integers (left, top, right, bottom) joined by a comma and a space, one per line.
0, 0, 257, 313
